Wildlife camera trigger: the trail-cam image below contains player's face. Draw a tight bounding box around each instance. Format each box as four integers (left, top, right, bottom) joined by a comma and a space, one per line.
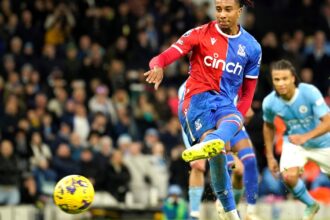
271, 69, 296, 98
215, 0, 242, 31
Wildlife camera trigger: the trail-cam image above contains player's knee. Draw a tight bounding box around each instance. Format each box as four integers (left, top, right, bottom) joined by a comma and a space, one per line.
282, 171, 299, 186
219, 114, 243, 129
190, 160, 206, 172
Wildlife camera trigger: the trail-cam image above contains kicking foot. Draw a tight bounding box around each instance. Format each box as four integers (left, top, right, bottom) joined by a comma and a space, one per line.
182, 139, 225, 162
302, 202, 320, 220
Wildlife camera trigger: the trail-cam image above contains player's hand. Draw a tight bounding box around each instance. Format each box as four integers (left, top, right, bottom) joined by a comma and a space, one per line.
288, 134, 308, 145
267, 157, 280, 178
144, 66, 164, 90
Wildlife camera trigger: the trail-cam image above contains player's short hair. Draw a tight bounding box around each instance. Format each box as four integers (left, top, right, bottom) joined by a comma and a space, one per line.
271, 59, 300, 87
238, 0, 254, 8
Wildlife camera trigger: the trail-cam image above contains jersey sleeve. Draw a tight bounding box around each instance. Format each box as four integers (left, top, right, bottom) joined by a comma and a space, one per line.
262, 96, 275, 124
306, 85, 330, 118
244, 42, 262, 79
171, 27, 200, 55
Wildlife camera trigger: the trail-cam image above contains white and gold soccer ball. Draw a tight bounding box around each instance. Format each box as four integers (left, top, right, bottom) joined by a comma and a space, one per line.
53, 175, 95, 214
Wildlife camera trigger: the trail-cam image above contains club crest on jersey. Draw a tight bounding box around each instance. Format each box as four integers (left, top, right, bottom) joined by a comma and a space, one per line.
195, 119, 202, 131
211, 37, 217, 45
299, 105, 308, 114
237, 44, 246, 57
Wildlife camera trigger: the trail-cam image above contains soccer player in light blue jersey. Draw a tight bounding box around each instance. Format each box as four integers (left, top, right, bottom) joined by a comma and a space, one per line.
263, 59, 330, 220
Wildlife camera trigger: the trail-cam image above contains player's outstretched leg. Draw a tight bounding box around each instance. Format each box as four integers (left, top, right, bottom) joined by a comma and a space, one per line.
209, 154, 240, 220
182, 139, 225, 162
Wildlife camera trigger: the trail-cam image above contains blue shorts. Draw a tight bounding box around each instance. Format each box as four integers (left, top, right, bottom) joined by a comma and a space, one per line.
178, 91, 242, 145
230, 127, 250, 147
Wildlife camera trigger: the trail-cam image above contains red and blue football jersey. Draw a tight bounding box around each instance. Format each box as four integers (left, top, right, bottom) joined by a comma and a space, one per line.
172, 21, 261, 106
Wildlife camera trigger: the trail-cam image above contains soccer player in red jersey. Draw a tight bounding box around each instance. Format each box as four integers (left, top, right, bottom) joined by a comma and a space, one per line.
144, 1, 261, 219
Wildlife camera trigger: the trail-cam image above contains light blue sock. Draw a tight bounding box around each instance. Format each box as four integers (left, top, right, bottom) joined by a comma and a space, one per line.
288, 179, 315, 206
209, 154, 236, 212
203, 116, 241, 143
238, 148, 259, 205
188, 186, 204, 214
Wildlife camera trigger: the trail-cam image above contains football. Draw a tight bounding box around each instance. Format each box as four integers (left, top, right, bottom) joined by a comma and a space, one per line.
53, 175, 95, 214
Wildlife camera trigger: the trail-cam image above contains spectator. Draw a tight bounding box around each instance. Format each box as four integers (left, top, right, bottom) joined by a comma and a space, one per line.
15, 129, 31, 171
153, 86, 172, 126
114, 106, 139, 140
0, 140, 21, 205
20, 172, 38, 205
142, 128, 160, 154
105, 149, 131, 202
52, 143, 80, 180
69, 132, 84, 162
133, 93, 158, 137
304, 30, 330, 95
0, 95, 21, 141
88, 85, 118, 125
124, 141, 155, 205
32, 158, 57, 200
40, 113, 56, 144
162, 185, 189, 220
29, 131, 52, 169
159, 117, 182, 157
79, 148, 101, 189
168, 145, 189, 196
64, 42, 81, 83
72, 104, 90, 145
44, 3, 75, 46
116, 133, 133, 155
150, 142, 169, 200
47, 87, 68, 118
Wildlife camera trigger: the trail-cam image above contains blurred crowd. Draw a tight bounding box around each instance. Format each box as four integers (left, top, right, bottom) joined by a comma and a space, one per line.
0, 0, 329, 208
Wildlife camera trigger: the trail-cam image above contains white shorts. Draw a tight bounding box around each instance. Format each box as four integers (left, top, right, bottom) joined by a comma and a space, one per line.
280, 141, 330, 174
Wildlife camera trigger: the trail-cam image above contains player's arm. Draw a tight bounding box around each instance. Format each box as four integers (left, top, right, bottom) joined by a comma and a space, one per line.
263, 121, 280, 176
289, 86, 330, 145
144, 47, 183, 89
305, 113, 330, 138
289, 113, 330, 145
237, 43, 261, 116
262, 101, 276, 159
262, 98, 279, 176
263, 121, 275, 160
236, 78, 257, 116
144, 28, 200, 90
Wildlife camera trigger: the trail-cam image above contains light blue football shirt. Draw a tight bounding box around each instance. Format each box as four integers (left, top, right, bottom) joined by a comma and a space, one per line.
262, 83, 330, 148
